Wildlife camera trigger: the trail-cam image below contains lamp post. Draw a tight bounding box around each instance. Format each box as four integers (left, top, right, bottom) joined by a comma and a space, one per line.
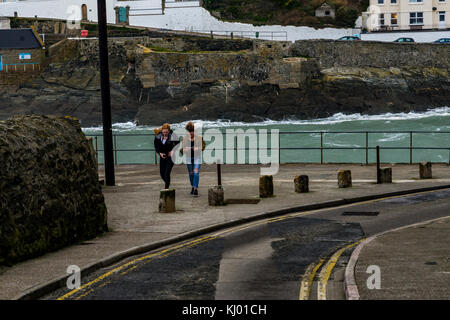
97, 0, 115, 186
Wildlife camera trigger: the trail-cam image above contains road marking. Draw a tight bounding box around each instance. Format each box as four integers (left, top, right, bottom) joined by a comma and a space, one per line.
299, 258, 325, 300
56, 188, 448, 300
57, 235, 216, 300
74, 289, 94, 300
317, 241, 363, 300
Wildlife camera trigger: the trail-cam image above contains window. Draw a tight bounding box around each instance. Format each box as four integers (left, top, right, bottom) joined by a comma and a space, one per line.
410, 12, 424, 25
409, 0, 423, 3
19, 53, 31, 60
391, 0, 397, 3
391, 13, 398, 25
378, 0, 384, 4
325, 10, 330, 15
439, 11, 445, 22
379, 13, 385, 26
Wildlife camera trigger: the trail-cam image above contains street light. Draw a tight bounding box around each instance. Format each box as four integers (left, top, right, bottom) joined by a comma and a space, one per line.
97, 0, 115, 186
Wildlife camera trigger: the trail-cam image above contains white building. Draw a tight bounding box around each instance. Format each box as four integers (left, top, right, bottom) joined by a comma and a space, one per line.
0, 0, 359, 42
1, 0, 448, 41
364, 0, 450, 31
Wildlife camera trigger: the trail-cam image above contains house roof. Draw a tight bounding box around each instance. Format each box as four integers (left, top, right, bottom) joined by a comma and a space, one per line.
318, 2, 335, 9
0, 29, 43, 50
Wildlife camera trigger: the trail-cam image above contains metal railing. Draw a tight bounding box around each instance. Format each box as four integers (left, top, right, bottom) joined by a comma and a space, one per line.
191, 30, 288, 41
86, 130, 450, 165
1, 62, 41, 72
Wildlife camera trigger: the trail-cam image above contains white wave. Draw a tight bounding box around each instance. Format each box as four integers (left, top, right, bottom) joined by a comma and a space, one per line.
82, 106, 450, 131
324, 142, 363, 148
378, 133, 409, 142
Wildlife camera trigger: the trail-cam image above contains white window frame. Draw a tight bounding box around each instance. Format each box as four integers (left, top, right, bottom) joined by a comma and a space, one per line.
390, 0, 397, 4
439, 11, 446, 22
378, 0, 384, 4
410, 12, 424, 25
409, 0, 423, 3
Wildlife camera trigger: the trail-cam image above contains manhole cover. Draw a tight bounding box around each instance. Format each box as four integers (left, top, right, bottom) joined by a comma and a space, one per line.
342, 211, 379, 216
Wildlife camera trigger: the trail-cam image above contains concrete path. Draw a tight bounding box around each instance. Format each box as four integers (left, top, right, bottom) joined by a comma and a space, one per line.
351, 216, 450, 300
0, 163, 449, 299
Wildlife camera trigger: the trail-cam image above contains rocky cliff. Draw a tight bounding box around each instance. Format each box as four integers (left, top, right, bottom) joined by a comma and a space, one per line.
0, 115, 107, 265
0, 37, 448, 126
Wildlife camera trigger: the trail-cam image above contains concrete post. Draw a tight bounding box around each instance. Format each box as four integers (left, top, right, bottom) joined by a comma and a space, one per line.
208, 186, 225, 206
159, 189, 175, 213
259, 175, 274, 198
338, 170, 352, 188
419, 162, 432, 179
379, 168, 392, 183
294, 175, 309, 193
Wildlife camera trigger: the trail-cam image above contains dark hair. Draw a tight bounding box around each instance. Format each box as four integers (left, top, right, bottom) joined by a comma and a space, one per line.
185, 121, 194, 132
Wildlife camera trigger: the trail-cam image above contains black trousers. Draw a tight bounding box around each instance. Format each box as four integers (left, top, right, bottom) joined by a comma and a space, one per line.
159, 157, 174, 189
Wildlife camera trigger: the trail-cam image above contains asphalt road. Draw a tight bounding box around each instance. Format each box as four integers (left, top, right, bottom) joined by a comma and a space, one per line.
45, 189, 450, 300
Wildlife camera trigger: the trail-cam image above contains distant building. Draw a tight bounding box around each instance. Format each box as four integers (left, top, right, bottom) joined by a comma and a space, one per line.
363, 0, 450, 31
315, 2, 336, 19
0, 16, 10, 29
0, 28, 44, 72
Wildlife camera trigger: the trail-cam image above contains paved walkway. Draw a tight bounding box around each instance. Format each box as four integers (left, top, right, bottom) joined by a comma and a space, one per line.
0, 163, 449, 299
354, 216, 450, 300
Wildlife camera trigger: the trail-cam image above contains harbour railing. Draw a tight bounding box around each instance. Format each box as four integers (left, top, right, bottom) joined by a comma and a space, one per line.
85, 130, 450, 165
191, 30, 288, 41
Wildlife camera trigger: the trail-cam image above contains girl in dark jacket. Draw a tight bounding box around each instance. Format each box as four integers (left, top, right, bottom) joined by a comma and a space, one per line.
154, 123, 179, 189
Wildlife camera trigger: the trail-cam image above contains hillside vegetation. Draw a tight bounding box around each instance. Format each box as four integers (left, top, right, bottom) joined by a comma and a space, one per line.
203, 0, 368, 28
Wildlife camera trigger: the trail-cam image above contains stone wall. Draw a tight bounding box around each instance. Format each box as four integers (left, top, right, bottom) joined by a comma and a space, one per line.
0, 48, 44, 69
0, 115, 108, 266
292, 40, 450, 70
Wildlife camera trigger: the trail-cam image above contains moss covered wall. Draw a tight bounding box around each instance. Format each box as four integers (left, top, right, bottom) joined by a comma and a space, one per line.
293, 40, 450, 69
0, 115, 108, 266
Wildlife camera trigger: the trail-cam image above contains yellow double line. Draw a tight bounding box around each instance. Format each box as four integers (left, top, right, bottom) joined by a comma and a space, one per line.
57, 235, 217, 300
299, 240, 363, 300
58, 188, 443, 300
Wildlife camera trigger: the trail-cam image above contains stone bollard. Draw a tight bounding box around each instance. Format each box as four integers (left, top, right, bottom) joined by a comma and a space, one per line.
338, 170, 352, 188
419, 162, 432, 179
208, 186, 225, 206
159, 189, 175, 213
379, 168, 392, 183
259, 175, 274, 198
294, 175, 309, 193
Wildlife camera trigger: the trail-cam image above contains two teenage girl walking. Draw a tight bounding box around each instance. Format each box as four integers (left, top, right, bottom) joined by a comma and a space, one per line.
154, 122, 205, 196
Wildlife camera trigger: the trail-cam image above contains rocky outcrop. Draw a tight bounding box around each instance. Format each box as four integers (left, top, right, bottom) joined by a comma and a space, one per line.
0, 115, 107, 266
0, 60, 139, 127
0, 38, 448, 126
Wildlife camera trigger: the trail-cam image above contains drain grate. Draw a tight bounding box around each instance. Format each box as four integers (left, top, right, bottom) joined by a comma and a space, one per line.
342, 211, 380, 216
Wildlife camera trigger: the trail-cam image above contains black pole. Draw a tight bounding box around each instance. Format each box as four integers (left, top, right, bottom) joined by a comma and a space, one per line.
217, 161, 222, 187
376, 146, 381, 184
97, 0, 115, 186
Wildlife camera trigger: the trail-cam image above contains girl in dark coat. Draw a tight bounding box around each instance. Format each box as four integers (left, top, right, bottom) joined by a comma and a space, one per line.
154, 123, 179, 189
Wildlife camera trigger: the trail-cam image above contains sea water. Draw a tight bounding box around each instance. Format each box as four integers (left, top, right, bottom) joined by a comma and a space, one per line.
83, 107, 450, 165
